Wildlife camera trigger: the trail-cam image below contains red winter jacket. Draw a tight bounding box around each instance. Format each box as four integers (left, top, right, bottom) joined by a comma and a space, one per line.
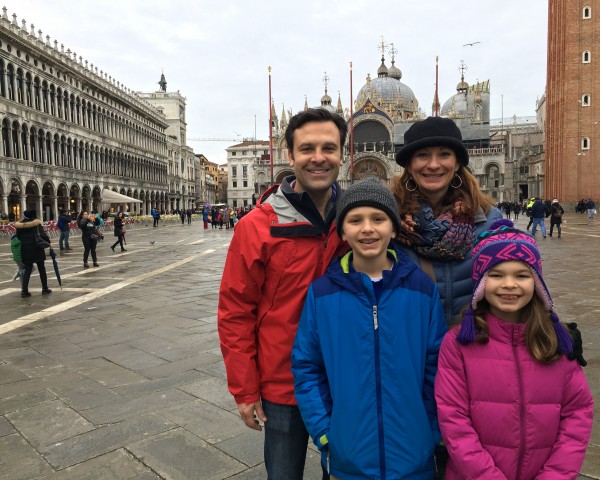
218, 181, 347, 406
435, 314, 594, 479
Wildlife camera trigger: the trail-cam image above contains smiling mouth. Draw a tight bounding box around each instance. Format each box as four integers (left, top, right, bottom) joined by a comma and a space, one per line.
309, 169, 329, 174
359, 239, 378, 244
499, 295, 519, 301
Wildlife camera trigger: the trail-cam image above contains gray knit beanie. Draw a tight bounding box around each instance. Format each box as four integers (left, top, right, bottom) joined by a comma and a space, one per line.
336, 177, 401, 237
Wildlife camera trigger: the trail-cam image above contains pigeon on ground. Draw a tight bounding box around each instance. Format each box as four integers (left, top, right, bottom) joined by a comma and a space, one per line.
150, 241, 155, 245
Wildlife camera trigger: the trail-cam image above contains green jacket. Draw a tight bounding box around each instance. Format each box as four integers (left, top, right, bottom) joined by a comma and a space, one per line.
10, 234, 22, 262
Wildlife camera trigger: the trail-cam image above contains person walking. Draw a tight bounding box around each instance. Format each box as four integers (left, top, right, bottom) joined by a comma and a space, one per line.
223, 208, 230, 230
110, 212, 127, 252
186, 208, 192, 224
525, 197, 535, 230
586, 198, 596, 220
202, 208, 209, 230
179, 209, 185, 225
151, 207, 159, 227
211, 207, 218, 229
79, 211, 100, 268
548, 198, 565, 238
57, 209, 72, 251
435, 219, 593, 479
391, 116, 502, 326
15, 209, 52, 297
530, 197, 547, 238
292, 178, 447, 479
218, 108, 348, 480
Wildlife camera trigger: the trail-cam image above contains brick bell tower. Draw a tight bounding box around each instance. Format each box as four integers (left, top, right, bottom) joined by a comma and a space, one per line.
545, 0, 600, 203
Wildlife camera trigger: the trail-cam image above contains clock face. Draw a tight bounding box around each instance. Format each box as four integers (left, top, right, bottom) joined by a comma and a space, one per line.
523, 149, 530, 156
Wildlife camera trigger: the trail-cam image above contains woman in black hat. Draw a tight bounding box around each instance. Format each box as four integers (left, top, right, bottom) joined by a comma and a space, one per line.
15, 209, 52, 297
392, 116, 502, 326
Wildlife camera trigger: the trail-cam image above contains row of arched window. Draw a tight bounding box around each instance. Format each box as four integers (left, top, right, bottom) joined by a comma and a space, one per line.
0, 58, 167, 154
1, 118, 167, 183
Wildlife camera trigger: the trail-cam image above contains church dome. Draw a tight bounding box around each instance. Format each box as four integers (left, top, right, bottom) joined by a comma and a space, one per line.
388, 60, 402, 80
356, 73, 418, 115
440, 91, 468, 118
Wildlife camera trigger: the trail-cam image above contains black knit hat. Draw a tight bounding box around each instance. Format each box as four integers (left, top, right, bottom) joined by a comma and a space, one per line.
23, 209, 36, 220
336, 177, 400, 237
395, 116, 469, 167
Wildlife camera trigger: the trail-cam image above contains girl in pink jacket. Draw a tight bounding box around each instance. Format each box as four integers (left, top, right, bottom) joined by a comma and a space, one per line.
435, 219, 593, 479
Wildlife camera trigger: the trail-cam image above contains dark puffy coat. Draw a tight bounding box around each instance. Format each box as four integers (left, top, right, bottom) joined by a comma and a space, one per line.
549, 203, 565, 225
79, 218, 97, 240
15, 219, 50, 263
113, 217, 124, 237
530, 200, 547, 218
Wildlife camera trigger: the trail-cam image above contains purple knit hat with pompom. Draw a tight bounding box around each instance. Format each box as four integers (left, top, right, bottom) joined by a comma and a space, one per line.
456, 219, 572, 354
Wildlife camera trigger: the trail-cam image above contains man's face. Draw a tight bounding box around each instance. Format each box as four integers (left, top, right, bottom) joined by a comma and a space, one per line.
288, 120, 342, 195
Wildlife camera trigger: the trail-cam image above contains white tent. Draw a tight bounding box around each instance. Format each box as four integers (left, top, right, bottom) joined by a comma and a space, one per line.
101, 189, 142, 204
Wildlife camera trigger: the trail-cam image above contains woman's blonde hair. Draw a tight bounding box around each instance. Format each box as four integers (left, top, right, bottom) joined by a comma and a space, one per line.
391, 165, 495, 218
471, 293, 562, 364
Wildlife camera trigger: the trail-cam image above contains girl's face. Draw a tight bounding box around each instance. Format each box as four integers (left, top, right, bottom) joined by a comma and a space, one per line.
407, 146, 459, 199
484, 261, 535, 323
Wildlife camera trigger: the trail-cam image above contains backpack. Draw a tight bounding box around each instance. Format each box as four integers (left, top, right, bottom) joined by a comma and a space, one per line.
56, 217, 63, 230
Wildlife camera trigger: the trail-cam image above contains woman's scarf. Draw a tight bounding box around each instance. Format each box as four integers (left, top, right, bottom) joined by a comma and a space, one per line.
397, 200, 475, 261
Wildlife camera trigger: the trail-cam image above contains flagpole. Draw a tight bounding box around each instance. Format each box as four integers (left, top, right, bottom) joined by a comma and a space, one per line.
268, 66, 274, 185
349, 61, 354, 184
434, 56, 440, 116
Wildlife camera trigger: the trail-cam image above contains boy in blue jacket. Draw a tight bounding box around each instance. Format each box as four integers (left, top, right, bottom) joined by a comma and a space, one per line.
292, 177, 447, 480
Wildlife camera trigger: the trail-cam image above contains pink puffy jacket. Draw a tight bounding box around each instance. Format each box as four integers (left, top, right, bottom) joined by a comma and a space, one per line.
435, 313, 594, 479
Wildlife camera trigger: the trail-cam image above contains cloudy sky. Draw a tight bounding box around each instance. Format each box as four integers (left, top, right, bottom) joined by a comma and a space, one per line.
6, 0, 548, 164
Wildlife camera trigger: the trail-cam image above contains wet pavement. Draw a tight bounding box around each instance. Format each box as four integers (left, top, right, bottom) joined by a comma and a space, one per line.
0, 213, 598, 479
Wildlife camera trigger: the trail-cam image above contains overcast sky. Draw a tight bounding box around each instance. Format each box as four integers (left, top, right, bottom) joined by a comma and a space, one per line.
7, 0, 548, 164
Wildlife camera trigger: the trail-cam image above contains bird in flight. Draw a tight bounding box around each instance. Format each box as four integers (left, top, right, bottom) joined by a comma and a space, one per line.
463, 42, 481, 47
149, 241, 155, 245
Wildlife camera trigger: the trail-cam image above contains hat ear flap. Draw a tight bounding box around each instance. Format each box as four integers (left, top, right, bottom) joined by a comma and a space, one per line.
457, 307, 476, 345
550, 311, 573, 355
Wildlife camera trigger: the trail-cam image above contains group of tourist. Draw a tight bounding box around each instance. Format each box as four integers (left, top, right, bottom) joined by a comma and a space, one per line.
12, 208, 130, 297
218, 109, 593, 479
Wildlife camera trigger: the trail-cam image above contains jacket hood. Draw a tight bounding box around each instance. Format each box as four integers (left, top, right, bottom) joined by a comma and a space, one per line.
15, 219, 42, 229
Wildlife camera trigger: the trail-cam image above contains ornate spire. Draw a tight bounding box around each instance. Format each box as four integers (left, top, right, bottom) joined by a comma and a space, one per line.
280, 104, 288, 128
304, 94, 308, 111
388, 43, 402, 80
321, 71, 332, 106
377, 36, 388, 77
336, 91, 343, 114
456, 60, 469, 92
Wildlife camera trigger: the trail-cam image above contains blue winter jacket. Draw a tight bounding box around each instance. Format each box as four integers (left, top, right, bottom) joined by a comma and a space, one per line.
292, 245, 447, 480
397, 206, 502, 326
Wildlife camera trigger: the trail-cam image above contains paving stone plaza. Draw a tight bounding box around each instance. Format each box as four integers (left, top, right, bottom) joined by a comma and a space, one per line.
0, 214, 598, 479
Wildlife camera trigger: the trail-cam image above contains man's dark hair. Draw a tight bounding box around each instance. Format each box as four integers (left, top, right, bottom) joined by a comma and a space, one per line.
285, 108, 348, 153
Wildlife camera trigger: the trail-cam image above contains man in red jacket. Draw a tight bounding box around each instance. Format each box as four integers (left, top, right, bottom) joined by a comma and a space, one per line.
218, 108, 348, 480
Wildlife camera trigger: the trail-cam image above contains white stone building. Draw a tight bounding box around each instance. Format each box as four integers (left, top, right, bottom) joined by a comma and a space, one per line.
0, 8, 194, 220
225, 139, 269, 207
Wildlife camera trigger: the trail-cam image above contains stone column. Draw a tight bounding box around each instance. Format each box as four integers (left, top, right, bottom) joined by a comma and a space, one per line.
53, 196, 58, 219
37, 196, 44, 221
1, 194, 8, 217
20, 195, 26, 217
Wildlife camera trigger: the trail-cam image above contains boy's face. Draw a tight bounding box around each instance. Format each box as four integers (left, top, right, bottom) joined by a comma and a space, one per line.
483, 261, 535, 324
341, 207, 395, 263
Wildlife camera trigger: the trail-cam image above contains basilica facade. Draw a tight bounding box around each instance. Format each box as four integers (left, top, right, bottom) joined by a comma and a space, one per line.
245, 46, 522, 205
0, 8, 193, 221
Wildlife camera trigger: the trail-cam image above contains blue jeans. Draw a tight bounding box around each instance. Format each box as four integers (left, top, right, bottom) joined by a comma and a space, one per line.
59, 230, 70, 249
531, 217, 546, 237
262, 400, 328, 480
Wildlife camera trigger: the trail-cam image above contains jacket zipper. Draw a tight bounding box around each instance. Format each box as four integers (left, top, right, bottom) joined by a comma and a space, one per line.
513, 326, 525, 479
373, 304, 386, 478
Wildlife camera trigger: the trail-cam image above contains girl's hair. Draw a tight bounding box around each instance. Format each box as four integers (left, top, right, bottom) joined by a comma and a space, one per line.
391, 165, 496, 217
471, 293, 562, 364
